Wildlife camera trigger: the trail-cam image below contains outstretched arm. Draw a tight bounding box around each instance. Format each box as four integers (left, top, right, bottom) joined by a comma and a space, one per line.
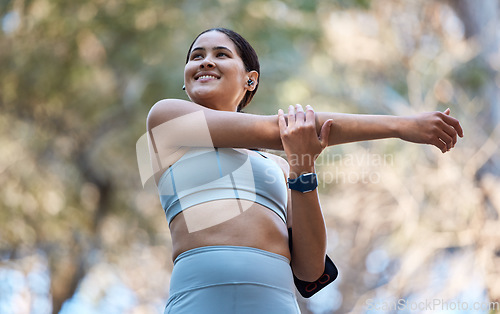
316, 108, 464, 153
147, 99, 463, 154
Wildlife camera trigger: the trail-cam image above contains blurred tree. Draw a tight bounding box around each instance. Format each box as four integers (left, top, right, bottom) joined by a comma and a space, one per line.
447, 0, 500, 305
448, 0, 499, 146
1, 0, 499, 313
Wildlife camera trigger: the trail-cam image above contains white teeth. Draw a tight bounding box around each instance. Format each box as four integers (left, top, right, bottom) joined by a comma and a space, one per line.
197, 75, 217, 80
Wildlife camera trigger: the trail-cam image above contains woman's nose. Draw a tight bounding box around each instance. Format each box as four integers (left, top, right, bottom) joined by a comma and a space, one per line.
200, 58, 215, 68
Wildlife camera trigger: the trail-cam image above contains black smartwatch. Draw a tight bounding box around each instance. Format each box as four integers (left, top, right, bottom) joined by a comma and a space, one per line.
287, 173, 318, 193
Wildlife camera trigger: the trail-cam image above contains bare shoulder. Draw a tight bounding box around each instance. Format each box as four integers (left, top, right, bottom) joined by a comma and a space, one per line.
147, 99, 205, 131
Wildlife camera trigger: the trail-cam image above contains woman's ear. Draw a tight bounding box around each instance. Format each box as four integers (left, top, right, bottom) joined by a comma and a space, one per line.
245, 71, 259, 91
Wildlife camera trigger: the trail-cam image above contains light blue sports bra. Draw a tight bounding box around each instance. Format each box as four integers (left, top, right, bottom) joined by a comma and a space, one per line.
158, 147, 288, 225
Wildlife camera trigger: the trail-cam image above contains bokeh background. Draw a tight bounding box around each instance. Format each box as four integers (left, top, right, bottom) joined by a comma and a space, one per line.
1, 0, 499, 313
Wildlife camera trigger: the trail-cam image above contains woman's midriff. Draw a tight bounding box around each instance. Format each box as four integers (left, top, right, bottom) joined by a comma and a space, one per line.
169, 199, 291, 262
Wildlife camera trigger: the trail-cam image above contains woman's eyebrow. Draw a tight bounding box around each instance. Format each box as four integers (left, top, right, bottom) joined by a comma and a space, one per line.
190, 47, 205, 54
213, 46, 232, 53
191, 46, 233, 54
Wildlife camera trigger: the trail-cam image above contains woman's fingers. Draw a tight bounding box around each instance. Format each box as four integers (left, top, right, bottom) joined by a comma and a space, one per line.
279, 104, 328, 158
288, 105, 296, 128
421, 110, 463, 153
440, 120, 458, 148
305, 105, 315, 126
278, 109, 286, 132
441, 110, 464, 138
295, 104, 305, 125
435, 128, 453, 152
430, 136, 447, 153
434, 109, 464, 151
319, 119, 333, 148
284, 104, 312, 128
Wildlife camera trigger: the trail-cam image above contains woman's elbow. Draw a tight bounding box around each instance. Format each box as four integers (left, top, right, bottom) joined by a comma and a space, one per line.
292, 258, 326, 282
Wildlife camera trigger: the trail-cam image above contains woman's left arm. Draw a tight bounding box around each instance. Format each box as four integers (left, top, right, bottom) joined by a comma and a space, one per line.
315, 108, 464, 153
278, 104, 333, 281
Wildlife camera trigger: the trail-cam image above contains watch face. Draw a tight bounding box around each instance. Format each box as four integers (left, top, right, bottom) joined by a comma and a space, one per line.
288, 173, 318, 193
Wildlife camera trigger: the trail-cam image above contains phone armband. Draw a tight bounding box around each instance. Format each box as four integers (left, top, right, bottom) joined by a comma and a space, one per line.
288, 228, 339, 298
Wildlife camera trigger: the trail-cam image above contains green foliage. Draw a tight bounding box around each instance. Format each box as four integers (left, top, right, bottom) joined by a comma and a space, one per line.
1, 0, 498, 312
333, 0, 371, 9
451, 57, 492, 94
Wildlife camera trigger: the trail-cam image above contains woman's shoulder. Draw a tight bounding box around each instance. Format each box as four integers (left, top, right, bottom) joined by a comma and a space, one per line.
147, 99, 204, 130
151, 98, 194, 106
149, 98, 190, 113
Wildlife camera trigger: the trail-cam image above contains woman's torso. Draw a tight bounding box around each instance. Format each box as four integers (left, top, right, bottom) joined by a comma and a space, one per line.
156, 147, 291, 261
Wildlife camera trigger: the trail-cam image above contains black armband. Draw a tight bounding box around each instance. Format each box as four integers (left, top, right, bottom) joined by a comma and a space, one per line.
288, 228, 339, 298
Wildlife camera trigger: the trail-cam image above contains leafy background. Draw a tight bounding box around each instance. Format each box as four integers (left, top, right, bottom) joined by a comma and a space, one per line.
1, 0, 499, 313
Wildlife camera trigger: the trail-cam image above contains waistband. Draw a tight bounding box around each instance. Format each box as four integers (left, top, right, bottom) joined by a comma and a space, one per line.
169, 246, 293, 296
174, 245, 290, 264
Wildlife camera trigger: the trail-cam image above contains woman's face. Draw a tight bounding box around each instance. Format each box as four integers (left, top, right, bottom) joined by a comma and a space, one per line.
184, 31, 256, 111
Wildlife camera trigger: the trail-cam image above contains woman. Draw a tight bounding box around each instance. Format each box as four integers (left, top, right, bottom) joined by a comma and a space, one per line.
146, 28, 463, 313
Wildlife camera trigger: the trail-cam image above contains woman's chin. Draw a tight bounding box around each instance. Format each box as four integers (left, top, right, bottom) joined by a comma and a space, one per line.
190, 90, 218, 104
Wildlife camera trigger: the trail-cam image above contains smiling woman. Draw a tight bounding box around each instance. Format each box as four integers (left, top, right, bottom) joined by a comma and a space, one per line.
183, 29, 260, 112
144, 27, 463, 313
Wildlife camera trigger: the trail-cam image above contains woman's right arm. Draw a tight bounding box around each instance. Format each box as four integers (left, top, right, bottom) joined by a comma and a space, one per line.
147, 99, 283, 151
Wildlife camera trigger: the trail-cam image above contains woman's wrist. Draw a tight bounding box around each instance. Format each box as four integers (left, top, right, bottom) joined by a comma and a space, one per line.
288, 165, 316, 179
393, 115, 406, 140
393, 115, 414, 141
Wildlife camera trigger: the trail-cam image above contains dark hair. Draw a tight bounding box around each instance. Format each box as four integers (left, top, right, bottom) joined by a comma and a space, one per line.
186, 28, 260, 112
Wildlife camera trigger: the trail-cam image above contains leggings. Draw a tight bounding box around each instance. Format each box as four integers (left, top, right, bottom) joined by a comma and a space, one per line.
165, 246, 301, 314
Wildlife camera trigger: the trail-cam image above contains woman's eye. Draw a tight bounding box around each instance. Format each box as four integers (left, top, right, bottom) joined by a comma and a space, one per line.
216, 52, 227, 57
191, 54, 202, 60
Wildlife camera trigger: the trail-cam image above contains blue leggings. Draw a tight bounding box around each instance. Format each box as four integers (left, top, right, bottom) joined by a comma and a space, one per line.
165, 246, 301, 314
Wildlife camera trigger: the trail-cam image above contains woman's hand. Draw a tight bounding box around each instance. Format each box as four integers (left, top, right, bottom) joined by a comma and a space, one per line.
398, 108, 464, 153
278, 104, 333, 178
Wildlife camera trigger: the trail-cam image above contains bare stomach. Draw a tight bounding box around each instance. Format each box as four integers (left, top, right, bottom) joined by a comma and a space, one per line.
169, 199, 290, 261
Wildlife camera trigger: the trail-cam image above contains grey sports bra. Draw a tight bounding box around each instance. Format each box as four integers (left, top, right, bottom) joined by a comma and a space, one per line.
158, 147, 288, 225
